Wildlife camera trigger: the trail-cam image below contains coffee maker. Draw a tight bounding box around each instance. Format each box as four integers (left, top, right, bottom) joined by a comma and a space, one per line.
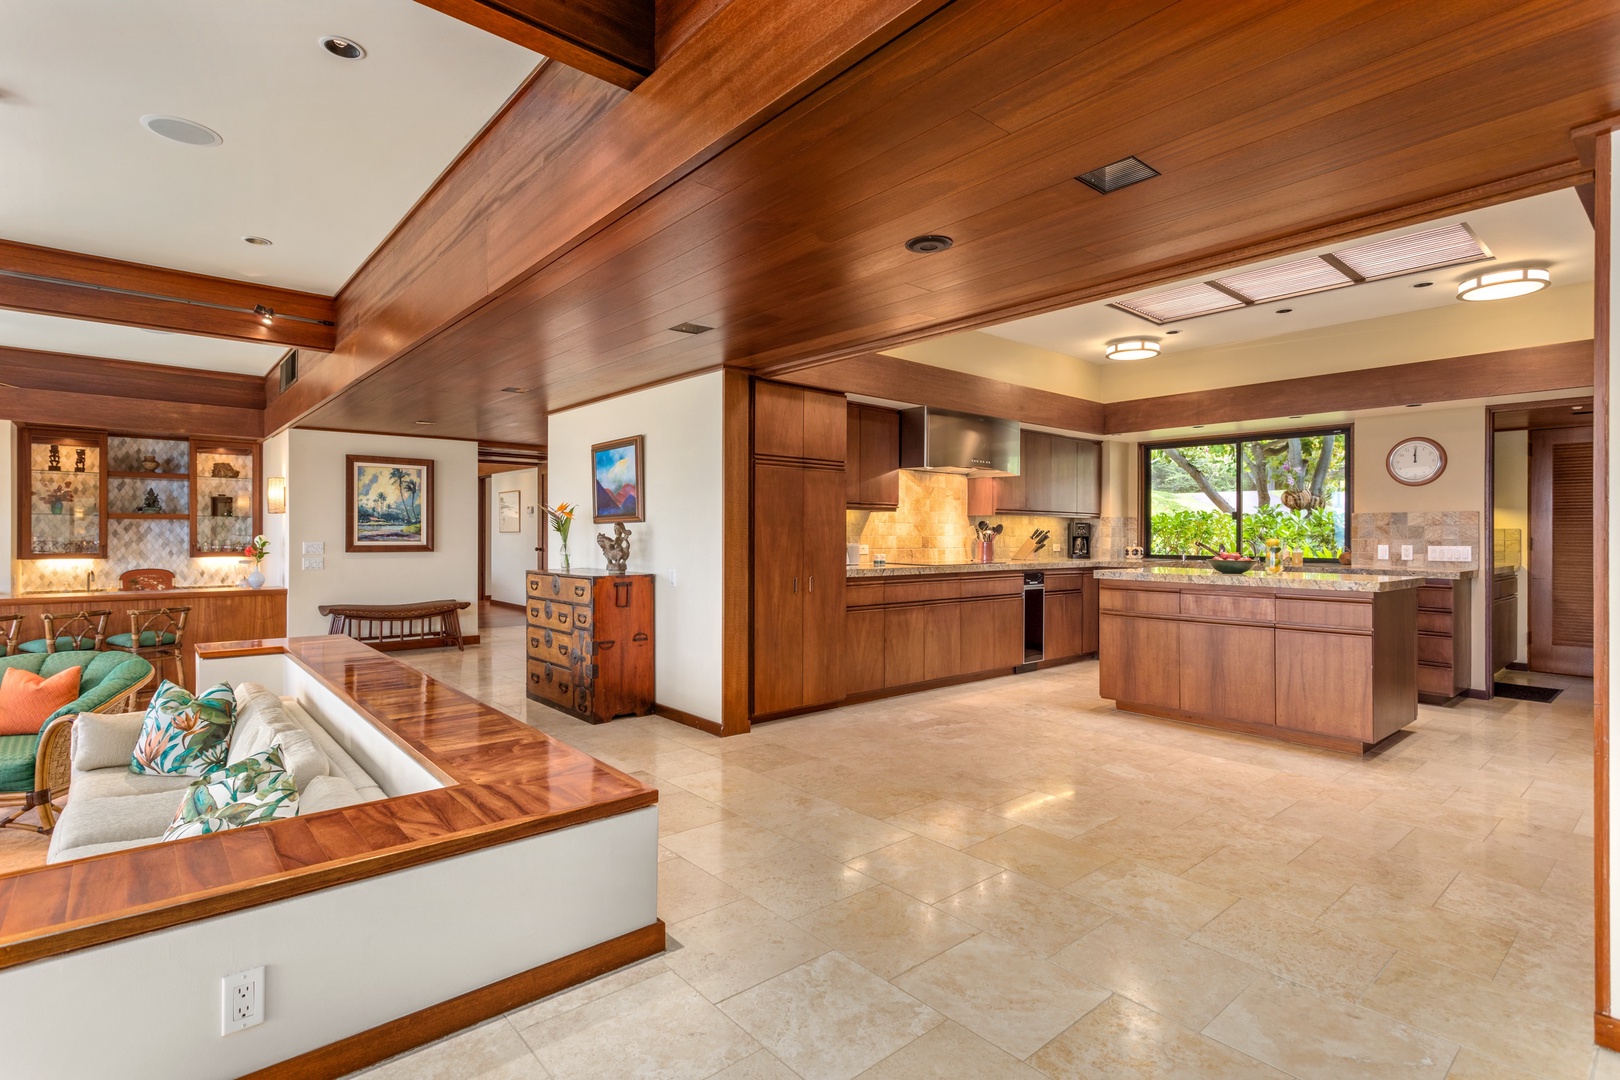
1068, 521, 1092, 559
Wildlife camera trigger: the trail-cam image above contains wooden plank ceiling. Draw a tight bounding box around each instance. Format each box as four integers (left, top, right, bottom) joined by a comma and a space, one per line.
280, 0, 1620, 445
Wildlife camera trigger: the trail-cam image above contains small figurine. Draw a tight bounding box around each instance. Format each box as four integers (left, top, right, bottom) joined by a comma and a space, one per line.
74, 448, 87, 473
47, 444, 60, 470
597, 523, 632, 574
139, 488, 162, 513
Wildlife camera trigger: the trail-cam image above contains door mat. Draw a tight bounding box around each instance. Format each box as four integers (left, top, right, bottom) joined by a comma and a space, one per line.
1492, 682, 1563, 703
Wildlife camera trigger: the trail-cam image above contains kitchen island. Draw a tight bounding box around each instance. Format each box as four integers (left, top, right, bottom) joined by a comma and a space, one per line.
1095, 567, 1420, 753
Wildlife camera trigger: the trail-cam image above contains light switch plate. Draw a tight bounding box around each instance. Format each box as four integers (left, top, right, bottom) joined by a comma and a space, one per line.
1376, 544, 1389, 560
301, 557, 324, 571
1400, 545, 1414, 560
301, 541, 324, 556
1427, 545, 1473, 563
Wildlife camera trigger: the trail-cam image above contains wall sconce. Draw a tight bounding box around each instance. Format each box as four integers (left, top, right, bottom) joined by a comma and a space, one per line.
267, 477, 286, 514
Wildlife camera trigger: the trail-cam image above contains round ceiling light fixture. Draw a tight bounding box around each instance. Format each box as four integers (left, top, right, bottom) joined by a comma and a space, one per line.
242, 236, 273, 246
321, 36, 366, 59
904, 234, 953, 254
139, 114, 222, 147
1456, 267, 1550, 302
1104, 338, 1160, 362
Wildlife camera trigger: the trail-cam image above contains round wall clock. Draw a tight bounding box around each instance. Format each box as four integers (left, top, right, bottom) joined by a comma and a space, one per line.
1386, 437, 1446, 486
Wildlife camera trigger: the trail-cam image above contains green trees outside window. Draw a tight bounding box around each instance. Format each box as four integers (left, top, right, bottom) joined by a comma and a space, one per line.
1145, 429, 1350, 560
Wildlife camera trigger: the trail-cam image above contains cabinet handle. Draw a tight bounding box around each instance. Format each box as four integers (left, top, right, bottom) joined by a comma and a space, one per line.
792, 576, 799, 594
809, 575, 815, 593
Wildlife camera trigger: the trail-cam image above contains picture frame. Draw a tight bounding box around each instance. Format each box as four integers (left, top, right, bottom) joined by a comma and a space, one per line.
497, 489, 522, 533
346, 455, 435, 553
592, 435, 645, 523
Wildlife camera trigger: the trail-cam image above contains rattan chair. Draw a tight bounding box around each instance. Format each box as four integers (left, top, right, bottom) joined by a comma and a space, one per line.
106, 606, 189, 688
17, 609, 111, 654
0, 615, 19, 657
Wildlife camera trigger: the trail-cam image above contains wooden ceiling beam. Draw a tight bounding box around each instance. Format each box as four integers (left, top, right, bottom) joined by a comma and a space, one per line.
412, 0, 655, 90
0, 239, 336, 350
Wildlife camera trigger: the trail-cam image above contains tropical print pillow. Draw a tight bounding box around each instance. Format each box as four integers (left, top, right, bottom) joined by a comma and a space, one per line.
130, 681, 237, 776
162, 746, 299, 841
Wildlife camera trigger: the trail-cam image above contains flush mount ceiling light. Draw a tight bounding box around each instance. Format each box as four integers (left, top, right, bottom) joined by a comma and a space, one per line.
904, 234, 953, 254
1104, 338, 1160, 361
321, 36, 366, 59
242, 236, 273, 246
139, 114, 222, 146
668, 321, 714, 334
1076, 156, 1159, 194
1456, 267, 1550, 302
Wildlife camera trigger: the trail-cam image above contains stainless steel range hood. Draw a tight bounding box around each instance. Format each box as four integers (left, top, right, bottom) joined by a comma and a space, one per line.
898, 406, 1020, 476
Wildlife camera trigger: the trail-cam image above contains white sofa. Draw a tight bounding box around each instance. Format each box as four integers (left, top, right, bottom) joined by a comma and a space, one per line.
47, 682, 387, 863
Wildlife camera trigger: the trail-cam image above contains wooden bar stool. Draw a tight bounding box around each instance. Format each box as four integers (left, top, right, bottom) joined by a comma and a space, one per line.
119, 568, 176, 591
18, 610, 111, 654
107, 607, 190, 688
0, 614, 20, 656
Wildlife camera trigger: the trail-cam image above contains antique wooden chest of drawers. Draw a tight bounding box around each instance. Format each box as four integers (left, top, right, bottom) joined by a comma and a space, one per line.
525, 569, 655, 723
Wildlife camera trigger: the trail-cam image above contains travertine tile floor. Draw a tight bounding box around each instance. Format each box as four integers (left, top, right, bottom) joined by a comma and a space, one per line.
358, 624, 1604, 1080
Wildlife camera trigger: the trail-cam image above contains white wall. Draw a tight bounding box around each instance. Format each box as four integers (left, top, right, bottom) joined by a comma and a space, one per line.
546, 372, 724, 722
1607, 134, 1620, 1007
259, 429, 290, 590
0, 420, 13, 594
1493, 429, 1530, 665
285, 430, 478, 638
487, 467, 539, 606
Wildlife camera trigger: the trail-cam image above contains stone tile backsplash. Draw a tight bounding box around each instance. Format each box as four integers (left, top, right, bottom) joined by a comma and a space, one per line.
1349, 511, 1481, 571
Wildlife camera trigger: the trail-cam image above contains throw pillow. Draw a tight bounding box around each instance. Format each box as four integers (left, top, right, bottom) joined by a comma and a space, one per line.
130, 681, 237, 776
162, 746, 299, 841
0, 666, 81, 735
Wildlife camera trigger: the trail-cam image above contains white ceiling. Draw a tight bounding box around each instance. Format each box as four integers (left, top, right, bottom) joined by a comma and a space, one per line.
983, 189, 1594, 362
0, 308, 284, 375
0, 0, 538, 296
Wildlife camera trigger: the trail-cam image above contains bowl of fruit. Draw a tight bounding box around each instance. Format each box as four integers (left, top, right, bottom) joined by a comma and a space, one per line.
1208, 552, 1256, 574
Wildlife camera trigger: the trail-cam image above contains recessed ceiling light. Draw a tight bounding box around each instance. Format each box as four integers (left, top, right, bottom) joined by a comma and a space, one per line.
414, 420, 436, 426
139, 114, 222, 147
669, 321, 714, 334
321, 36, 366, 59
1274, 308, 1292, 314
242, 236, 273, 246
1193, 425, 1205, 430
1076, 156, 1159, 194
1104, 339, 1160, 361
904, 235, 953, 254
501, 386, 531, 394
1405, 403, 1423, 408
1412, 281, 1434, 288
1289, 415, 1303, 419
1165, 329, 1181, 335
1456, 267, 1550, 302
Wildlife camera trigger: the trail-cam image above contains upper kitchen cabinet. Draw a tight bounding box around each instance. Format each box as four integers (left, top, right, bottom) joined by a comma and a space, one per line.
846, 403, 900, 510
969, 431, 1100, 517
756, 381, 846, 462
17, 425, 108, 559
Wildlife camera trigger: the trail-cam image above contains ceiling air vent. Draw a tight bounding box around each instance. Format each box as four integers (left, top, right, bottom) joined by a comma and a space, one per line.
1112, 283, 1243, 324
669, 322, 713, 334
1214, 257, 1354, 303
1332, 223, 1490, 281
277, 351, 299, 392
1076, 156, 1159, 194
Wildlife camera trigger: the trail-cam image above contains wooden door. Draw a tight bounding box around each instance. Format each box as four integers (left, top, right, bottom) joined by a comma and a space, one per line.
802, 388, 848, 463
753, 464, 805, 714
801, 468, 847, 707
846, 607, 886, 694
960, 597, 1022, 672
1021, 432, 1053, 512
885, 603, 961, 686
1044, 591, 1086, 660
1276, 629, 1372, 740
755, 382, 806, 458
861, 406, 899, 508
1179, 622, 1275, 726
1049, 436, 1081, 515
1529, 426, 1594, 676
1098, 615, 1179, 709
1075, 440, 1101, 517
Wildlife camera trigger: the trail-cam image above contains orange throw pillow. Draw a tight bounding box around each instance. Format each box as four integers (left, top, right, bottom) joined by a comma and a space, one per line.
0, 667, 82, 736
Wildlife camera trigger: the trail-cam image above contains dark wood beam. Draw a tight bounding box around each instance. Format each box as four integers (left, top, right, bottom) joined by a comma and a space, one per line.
0, 345, 266, 410
0, 239, 336, 350
0, 387, 264, 439
775, 352, 1107, 434
1103, 340, 1596, 434
412, 0, 654, 90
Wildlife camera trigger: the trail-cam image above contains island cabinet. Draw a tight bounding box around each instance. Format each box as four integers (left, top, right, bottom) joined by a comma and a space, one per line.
1416, 578, 1472, 703
968, 431, 1101, 517
1097, 577, 1419, 753
846, 403, 900, 510
753, 381, 848, 719
1044, 570, 1099, 660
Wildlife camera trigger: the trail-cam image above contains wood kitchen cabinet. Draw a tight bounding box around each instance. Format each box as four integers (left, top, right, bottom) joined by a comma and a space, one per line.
1043, 570, 1097, 662
1491, 569, 1518, 674
968, 430, 1101, 516
845, 605, 887, 695
752, 381, 848, 719
846, 403, 900, 509
960, 595, 1023, 672
885, 602, 961, 686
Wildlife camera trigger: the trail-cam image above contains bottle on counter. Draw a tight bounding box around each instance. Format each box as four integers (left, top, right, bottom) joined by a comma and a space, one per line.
1264, 538, 1284, 575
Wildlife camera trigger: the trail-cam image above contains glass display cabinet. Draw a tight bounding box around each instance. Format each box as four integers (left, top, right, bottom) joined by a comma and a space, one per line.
190, 441, 261, 558
17, 426, 108, 559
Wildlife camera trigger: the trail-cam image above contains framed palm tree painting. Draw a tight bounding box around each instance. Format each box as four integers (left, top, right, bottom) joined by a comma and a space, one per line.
346, 456, 435, 552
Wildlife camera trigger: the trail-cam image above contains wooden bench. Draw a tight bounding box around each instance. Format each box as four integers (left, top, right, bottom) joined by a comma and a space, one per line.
318, 599, 471, 651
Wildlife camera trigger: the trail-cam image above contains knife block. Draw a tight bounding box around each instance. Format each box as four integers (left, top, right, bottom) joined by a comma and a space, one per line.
1010, 539, 1037, 561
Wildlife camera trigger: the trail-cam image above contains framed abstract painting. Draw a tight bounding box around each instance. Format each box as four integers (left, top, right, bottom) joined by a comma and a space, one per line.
497, 489, 521, 533
346, 456, 434, 552
592, 436, 644, 523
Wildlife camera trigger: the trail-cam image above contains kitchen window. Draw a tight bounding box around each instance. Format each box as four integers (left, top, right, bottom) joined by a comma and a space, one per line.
1142, 427, 1351, 560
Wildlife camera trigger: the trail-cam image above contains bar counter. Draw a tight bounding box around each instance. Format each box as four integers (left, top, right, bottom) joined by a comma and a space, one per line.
1095, 569, 1418, 753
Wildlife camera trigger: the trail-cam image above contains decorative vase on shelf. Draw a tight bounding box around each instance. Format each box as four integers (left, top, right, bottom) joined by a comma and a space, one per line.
560, 542, 570, 572
246, 569, 265, 589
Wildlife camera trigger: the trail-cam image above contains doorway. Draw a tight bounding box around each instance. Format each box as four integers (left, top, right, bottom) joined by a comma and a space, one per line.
1488, 397, 1596, 684
477, 459, 544, 610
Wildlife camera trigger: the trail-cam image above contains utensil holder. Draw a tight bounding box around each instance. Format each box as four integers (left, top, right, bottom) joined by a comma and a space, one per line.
976, 539, 995, 563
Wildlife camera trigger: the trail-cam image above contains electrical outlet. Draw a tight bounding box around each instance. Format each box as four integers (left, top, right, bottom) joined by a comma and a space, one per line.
859, 544, 869, 556
301, 541, 324, 556
301, 556, 324, 571
1376, 544, 1389, 560
1400, 544, 1414, 561
667, 568, 677, 587
221, 967, 264, 1035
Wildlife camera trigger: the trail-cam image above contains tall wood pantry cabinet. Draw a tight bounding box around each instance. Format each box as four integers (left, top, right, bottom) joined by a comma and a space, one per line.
753, 381, 848, 718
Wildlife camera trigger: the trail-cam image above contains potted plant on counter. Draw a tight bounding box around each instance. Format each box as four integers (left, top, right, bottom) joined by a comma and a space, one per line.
242, 534, 269, 589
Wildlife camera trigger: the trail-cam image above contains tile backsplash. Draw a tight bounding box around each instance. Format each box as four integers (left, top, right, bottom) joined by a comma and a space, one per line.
845, 470, 1105, 564
13, 520, 252, 593
1350, 511, 1481, 571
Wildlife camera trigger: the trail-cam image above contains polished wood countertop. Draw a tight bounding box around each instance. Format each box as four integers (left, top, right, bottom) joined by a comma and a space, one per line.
0, 585, 287, 604
0, 635, 655, 970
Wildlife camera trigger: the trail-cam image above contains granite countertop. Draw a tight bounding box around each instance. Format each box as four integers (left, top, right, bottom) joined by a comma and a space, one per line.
847, 559, 1139, 578
1095, 566, 1423, 592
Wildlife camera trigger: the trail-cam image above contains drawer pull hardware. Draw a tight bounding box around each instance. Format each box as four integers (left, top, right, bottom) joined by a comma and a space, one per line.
633, 632, 649, 643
